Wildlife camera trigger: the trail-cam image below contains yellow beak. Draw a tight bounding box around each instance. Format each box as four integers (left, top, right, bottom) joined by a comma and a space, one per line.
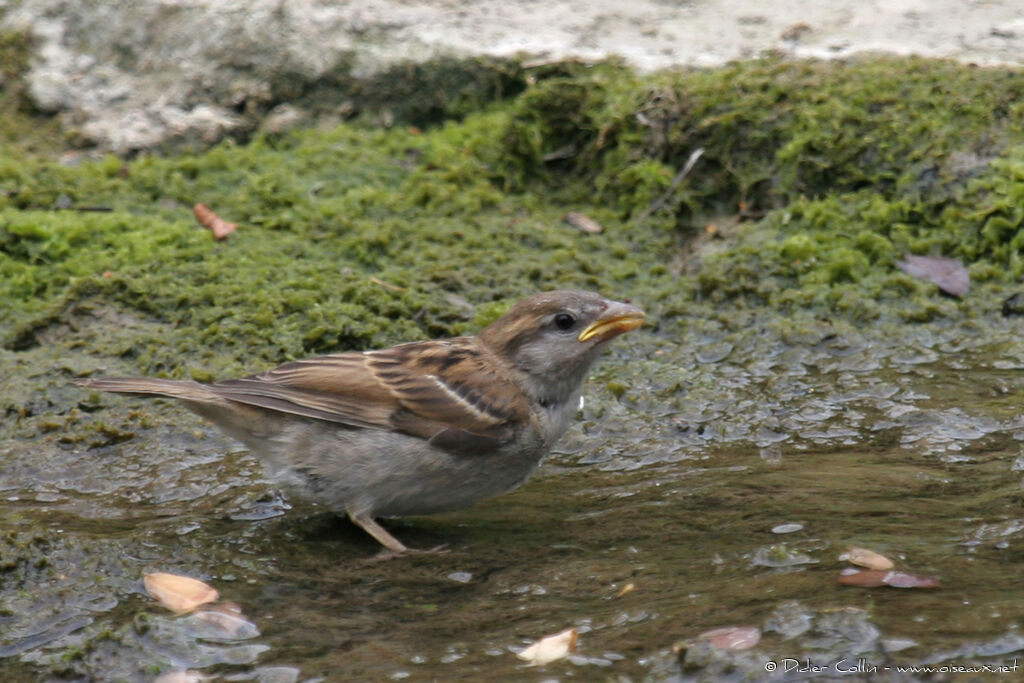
578, 302, 645, 343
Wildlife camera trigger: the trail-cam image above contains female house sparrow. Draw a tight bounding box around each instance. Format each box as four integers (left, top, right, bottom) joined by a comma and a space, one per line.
75, 290, 644, 555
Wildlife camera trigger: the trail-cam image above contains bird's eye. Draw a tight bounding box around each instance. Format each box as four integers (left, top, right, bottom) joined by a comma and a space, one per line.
553, 312, 576, 331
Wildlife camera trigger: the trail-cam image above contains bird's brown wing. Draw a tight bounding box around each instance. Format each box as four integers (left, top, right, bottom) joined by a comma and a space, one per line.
367, 339, 532, 451
210, 338, 531, 453
210, 352, 397, 430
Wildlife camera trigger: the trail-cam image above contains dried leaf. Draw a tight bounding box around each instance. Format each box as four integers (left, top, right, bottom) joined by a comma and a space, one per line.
144, 572, 219, 613
896, 254, 969, 297
564, 211, 603, 234
698, 626, 761, 650
842, 546, 894, 570
193, 203, 238, 241
837, 568, 940, 589
517, 627, 578, 666
837, 568, 886, 587
615, 582, 636, 598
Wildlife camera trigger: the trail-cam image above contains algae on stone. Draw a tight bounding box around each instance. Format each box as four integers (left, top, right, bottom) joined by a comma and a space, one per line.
5, 56, 1024, 382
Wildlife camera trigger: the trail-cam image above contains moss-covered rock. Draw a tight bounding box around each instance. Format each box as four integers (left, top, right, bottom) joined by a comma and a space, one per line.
488, 57, 1024, 217
3, 54, 1024, 393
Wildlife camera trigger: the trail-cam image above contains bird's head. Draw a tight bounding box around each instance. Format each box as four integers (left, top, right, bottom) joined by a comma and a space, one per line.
478, 290, 644, 405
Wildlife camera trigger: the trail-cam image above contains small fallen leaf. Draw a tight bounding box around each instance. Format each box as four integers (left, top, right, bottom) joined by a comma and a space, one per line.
842, 546, 894, 570
896, 253, 969, 297
615, 582, 636, 598
837, 568, 886, 587
193, 203, 238, 241
698, 626, 761, 650
563, 211, 603, 234
517, 627, 578, 666
837, 568, 939, 589
144, 572, 219, 613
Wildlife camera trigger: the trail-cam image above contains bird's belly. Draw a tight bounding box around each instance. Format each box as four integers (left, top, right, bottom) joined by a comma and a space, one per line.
245, 419, 547, 518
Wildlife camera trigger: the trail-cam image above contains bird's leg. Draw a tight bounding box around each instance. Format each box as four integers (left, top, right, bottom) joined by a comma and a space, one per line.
347, 509, 410, 555
347, 509, 449, 559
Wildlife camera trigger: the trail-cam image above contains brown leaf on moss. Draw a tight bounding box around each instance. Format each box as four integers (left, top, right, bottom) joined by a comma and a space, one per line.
564, 211, 603, 234
193, 203, 238, 241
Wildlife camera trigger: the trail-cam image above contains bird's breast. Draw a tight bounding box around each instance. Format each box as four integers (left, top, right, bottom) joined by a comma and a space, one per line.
537, 388, 583, 447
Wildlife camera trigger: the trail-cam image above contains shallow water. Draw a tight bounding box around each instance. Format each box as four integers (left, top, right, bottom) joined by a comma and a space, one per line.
4, 318, 1024, 681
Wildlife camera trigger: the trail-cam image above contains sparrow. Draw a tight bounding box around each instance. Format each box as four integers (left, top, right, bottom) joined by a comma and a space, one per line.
74, 290, 644, 555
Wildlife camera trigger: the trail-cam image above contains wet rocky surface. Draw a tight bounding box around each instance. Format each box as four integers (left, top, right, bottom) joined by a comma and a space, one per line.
4, 315, 1024, 680
5, 6, 1024, 676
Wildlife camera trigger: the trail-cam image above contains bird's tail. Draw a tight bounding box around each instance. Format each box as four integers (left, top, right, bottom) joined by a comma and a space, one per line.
73, 377, 225, 403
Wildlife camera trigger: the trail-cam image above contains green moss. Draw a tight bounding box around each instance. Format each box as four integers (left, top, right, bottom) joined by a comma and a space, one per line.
605, 380, 628, 399
0, 119, 679, 381
0, 531, 52, 576
695, 138, 1024, 319
486, 56, 1024, 221
4, 54, 1024, 394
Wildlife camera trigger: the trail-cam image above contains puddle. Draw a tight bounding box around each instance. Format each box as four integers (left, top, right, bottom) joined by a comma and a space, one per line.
4, 319, 1024, 679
